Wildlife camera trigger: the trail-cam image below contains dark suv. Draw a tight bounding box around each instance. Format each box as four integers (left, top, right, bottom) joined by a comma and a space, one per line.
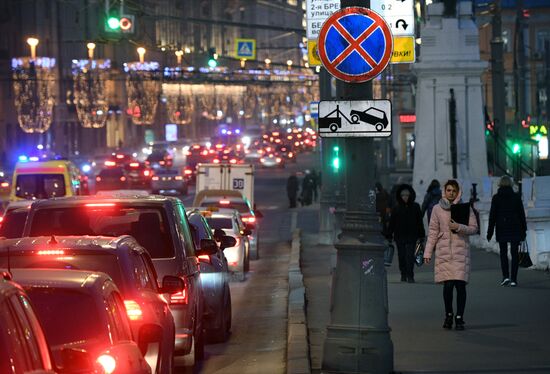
22, 195, 209, 362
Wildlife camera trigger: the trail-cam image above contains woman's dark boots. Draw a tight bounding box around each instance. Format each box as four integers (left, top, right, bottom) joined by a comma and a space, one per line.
455, 315, 465, 330
443, 313, 453, 329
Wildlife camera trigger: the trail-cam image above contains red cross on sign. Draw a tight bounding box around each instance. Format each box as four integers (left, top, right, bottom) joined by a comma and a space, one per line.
317, 7, 393, 83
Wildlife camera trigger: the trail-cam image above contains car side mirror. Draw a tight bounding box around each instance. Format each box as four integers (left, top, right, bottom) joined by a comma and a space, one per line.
254, 210, 263, 219
197, 238, 218, 256
61, 347, 93, 372
220, 235, 237, 249
160, 275, 184, 294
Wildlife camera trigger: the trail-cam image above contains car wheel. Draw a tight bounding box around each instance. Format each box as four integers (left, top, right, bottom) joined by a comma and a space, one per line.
376, 123, 384, 132
225, 289, 232, 332
329, 123, 338, 132
206, 288, 230, 343
351, 114, 360, 123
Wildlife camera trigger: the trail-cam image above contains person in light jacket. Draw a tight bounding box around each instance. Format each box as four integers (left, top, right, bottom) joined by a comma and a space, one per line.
423, 180, 478, 331
486, 175, 527, 287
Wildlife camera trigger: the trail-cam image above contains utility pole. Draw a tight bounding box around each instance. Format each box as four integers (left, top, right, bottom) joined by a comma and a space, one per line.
450, 89, 458, 179
490, 0, 506, 173
321, 0, 393, 372
545, 40, 550, 123
513, 0, 527, 138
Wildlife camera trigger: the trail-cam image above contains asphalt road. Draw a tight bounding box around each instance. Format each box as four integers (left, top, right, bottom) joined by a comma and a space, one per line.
174, 153, 320, 373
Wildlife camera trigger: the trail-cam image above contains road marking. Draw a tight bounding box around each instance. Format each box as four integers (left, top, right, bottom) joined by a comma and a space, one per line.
290, 211, 297, 233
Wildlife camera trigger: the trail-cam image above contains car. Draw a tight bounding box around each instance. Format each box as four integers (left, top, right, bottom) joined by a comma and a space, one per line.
22, 196, 206, 362
276, 144, 297, 163
10, 159, 85, 201
194, 190, 262, 260
260, 153, 285, 168
187, 209, 235, 343
0, 272, 55, 374
0, 171, 11, 197
151, 168, 188, 195
0, 200, 33, 239
146, 151, 173, 169
195, 207, 250, 281
125, 161, 153, 189
8, 268, 152, 374
0, 235, 180, 373
349, 107, 389, 132
95, 167, 130, 191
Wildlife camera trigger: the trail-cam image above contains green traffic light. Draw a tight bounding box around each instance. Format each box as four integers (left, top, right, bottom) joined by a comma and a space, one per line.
512, 143, 521, 154
208, 58, 218, 68
333, 146, 339, 152
107, 17, 120, 30
332, 157, 340, 170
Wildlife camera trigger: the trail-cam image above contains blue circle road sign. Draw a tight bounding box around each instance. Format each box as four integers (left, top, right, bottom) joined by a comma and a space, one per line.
318, 7, 393, 83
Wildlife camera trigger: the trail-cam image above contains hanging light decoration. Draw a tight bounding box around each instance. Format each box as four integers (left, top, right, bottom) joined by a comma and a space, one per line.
71, 43, 111, 128
164, 84, 195, 125
11, 37, 57, 133
124, 47, 161, 125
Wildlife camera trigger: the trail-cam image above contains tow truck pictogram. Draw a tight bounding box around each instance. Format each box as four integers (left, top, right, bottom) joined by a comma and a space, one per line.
319, 105, 356, 133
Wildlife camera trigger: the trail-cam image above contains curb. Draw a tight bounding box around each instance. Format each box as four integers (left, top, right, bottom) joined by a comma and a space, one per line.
287, 228, 311, 374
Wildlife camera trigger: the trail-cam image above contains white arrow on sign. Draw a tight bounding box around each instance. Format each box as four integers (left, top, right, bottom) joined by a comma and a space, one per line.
369, 0, 415, 37
318, 100, 392, 138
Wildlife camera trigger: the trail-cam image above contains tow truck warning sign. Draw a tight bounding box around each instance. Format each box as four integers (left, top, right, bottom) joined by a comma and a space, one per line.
318, 99, 392, 138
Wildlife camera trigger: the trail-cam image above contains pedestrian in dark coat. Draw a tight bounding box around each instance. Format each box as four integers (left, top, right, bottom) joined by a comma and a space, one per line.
421, 179, 442, 224
286, 173, 299, 208
301, 170, 314, 206
487, 176, 527, 287
386, 184, 425, 283
311, 168, 319, 202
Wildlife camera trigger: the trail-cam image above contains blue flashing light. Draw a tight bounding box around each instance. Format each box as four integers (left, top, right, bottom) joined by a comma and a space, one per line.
221, 129, 227, 134
82, 164, 92, 173
18, 155, 28, 162
235, 129, 241, 134
29, 156, 39, 162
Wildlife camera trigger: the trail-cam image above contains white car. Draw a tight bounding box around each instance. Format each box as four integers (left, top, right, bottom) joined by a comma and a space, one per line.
196, 207, 250, 281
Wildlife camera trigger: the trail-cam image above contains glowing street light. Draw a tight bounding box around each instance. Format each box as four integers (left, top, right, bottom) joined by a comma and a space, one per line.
137, 47, 146, 63
265, 58, 271, 68
86, 42, 96, 60
26, 37, 39, 59
287, 59, 293, 70
175, 50, 183, 65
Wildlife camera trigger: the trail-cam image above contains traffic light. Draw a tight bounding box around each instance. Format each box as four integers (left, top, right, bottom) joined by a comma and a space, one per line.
512, 142, 521, 154
521, 114, 531, 129
331, 145, 340, 171
207, 48, 218, 68
105, 14, 134, 34
485, 120, 494, 136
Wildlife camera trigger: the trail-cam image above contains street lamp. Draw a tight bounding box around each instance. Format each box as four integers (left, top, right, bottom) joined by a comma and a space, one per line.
86, 42, 96, 60
265, 58, 271, 69
287, 59, 293, 70
240, 58, 246, 68
137, 47, 146, 63
175, 50, 183, 65
26, 37, 39, 59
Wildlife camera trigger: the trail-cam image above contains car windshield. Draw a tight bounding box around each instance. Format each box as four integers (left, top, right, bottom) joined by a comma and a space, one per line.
29, 205, 175, 258
24, 287, 105, 348
205, 217, 233, 230
15, 174, 65, 199
201, 201, 250, 214
0, 210, 28, 238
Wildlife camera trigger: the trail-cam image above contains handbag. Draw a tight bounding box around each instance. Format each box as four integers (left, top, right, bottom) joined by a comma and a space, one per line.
518, 241, 533, 268
414, 239, 425, 267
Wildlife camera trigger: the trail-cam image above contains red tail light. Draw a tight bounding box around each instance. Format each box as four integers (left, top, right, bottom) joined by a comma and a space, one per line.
170, 289, 188, 304
104, 161, 116, 167
96, 354, 117, 374
96, 176, 102, 182
143, 170, 151, 177
37, 249, 65, 256
198, 254, 211, 263
0, 182, 9, 188
175, 175, 183, 180
183, 169, 193, 175
116, 154, 125, 159
219, 200, 230, 205
184, 151, 192, 156
129, 162, 139, 168
120, 176, 126, 182
124, 300, 143, 321
85, 203, 115, 207
229, 159, 237, 164
159, 161, 165, 165
213, 159, 220, 164
152, 176, 160, 181
242, 216, 256, 224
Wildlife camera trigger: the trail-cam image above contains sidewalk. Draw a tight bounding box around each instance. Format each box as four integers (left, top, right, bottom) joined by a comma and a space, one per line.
299, 230, 550, 374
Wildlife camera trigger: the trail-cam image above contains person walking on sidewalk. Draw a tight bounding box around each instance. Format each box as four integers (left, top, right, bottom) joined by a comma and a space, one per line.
486, 175, 527, 287
286, 172, 299, 208
421, 179, 442, 224
386, 184, 425, 283
423, 180, 478, 331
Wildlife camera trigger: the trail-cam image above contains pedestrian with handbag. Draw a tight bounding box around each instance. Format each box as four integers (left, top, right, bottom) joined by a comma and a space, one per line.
423, 180, 478, 331
486, 175, 527, 287
386, 184, 425, 283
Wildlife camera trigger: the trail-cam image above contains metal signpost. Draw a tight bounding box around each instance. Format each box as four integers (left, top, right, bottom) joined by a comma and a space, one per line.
318, 3, 394, 373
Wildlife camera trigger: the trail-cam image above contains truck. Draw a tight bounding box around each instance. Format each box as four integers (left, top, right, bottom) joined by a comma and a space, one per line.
195, 163, 255, 206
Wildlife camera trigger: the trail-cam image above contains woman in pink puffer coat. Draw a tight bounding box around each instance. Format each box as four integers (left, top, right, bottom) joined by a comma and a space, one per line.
423, 180, 478, 331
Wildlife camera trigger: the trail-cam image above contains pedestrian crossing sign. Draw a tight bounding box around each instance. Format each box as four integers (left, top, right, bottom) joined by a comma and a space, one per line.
235, 38, 256, 60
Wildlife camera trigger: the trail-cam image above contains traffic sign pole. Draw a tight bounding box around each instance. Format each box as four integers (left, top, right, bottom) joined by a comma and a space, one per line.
321, 1, 394, 373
